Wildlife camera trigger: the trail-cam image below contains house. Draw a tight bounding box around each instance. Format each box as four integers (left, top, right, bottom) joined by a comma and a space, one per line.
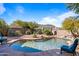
8, 24, 23, 36
9, 24, 22, 31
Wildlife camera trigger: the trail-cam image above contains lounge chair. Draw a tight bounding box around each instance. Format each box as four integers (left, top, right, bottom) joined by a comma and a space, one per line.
0, 33, 7, 45
60, 39, 78, 55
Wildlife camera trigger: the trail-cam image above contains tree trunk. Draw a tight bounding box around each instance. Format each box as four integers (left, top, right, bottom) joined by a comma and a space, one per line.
71, 30, 79, 38
71, 30, 76, 38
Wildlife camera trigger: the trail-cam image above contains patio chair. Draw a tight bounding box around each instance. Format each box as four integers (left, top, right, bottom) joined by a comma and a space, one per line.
0, 33, 7, 45
60, 39, 78, 55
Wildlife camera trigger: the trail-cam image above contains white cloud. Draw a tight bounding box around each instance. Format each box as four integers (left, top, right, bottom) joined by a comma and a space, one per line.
0, 3, 6, 15
16, 6, 25, 14
57, 11, 78, 21
38, 11, 77, 27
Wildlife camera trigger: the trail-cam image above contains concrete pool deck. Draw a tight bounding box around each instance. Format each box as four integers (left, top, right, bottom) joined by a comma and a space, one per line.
0, 44, 78, 56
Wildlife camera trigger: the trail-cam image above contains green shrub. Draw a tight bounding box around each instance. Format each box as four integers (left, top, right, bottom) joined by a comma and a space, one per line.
33, 34, 37, 38
43, 29, 53, 35
36, 29, 43, 34
15, 31, 22, 35
26, 31, 32, 35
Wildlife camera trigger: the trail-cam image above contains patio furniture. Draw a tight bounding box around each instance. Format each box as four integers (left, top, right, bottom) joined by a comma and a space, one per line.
60, 39, 78, 55
0, 33, 7, 45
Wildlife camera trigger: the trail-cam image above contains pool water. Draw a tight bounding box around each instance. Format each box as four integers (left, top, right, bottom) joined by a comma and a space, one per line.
10, 39, 67, 52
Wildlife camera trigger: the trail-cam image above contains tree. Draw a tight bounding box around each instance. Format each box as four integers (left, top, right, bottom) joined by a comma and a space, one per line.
28, 22, 39, 34
66, 3, 79, 38
11, 20, 28, 28
0, 18, 9, 36
62, 17, 75, 31
67, 3, 79, 14
62, 17, 79, 38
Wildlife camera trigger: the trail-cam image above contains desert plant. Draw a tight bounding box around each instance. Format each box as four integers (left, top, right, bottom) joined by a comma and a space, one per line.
33, 33, 37, 38
43, 29, 53, 35
36, 29, 43, 34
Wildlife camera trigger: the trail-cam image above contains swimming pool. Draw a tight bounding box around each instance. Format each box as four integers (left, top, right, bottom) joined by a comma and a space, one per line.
10, 39, 67, 52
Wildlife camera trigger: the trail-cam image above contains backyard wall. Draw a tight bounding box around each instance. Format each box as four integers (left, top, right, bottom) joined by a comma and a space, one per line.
56, 29, 72, 39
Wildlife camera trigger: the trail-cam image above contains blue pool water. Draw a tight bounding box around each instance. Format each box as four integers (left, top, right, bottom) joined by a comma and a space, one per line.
10, 39, 67, 52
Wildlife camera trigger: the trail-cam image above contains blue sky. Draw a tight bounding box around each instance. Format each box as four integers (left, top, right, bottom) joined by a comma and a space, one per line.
0, 3, 77, 27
